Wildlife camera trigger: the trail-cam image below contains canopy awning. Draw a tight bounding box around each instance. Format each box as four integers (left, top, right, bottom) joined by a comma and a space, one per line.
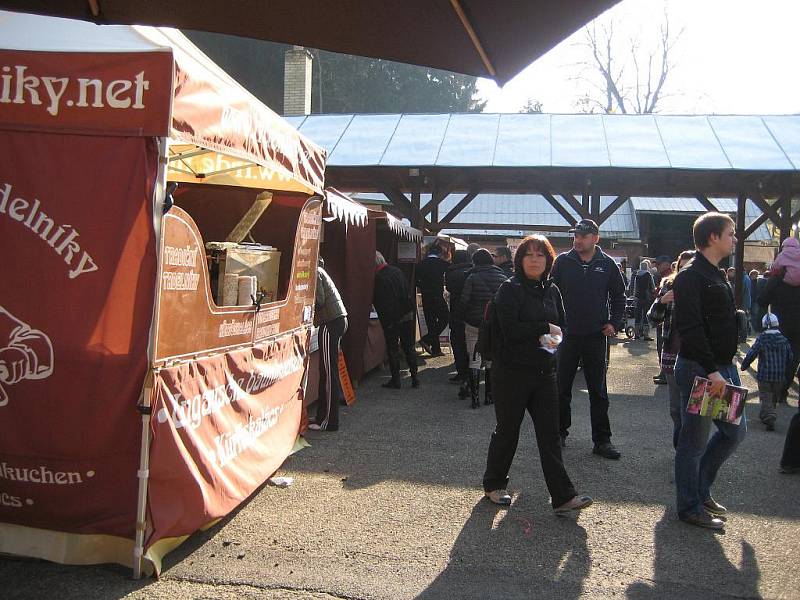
324, 188, 368, 227
0, 1, 620, 85
383, 213, 423, 242
0, 10, 326, 195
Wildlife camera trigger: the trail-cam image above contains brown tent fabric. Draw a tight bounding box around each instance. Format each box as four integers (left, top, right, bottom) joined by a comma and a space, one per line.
0, 1, 620, 85
321, 218, 377, 382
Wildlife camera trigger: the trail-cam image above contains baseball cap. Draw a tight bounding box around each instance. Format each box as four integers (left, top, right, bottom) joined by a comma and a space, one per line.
762, 313, 780, 329
569, 219, 599, 235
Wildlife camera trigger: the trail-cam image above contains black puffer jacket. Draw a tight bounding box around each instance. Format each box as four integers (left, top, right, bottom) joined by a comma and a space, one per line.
493, 275, 565, 370
445, 261, 473, 311
457, 265, 508, 327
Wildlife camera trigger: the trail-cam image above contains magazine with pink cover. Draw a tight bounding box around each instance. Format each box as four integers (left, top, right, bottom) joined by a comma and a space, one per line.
687, 376, 748, 425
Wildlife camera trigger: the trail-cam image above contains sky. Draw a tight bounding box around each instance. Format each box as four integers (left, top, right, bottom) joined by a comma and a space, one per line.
477, 0, 800, 115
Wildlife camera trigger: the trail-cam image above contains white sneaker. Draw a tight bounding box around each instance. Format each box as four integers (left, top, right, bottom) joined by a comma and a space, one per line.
485, 489, 512, 506
307, 423, 322, 431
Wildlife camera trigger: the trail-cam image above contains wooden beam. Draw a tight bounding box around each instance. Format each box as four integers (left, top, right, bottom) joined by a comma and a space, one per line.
539, 192, 577, 226
558, 192, 591, 220
439, 190, 480, 225
597, 195, 629, 226
421, 174, 465, 217
379, 185, 430, 231
743, 212, 769, 240
734, 193, 746, 308
695, 195, 719, 212
748, 192, 782, 226
429, 222, 573, 233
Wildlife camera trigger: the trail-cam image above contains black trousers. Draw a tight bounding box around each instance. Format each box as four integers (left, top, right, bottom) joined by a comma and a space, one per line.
557, 332, 612, 443
315, 316, 347, 430
449, 319, 469, 379
782, 402, 800, 469
655, 323, 664, 373
782, 337, 800, 402
383, 319, 418, 380
421, 296, 449, 353
483, 363, 577, 508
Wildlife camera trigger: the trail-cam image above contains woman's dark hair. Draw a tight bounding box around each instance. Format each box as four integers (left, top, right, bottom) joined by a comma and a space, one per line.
665, 250, 695, 284
693, 212, 734, 249
471, 248, 493, 266
513, 235, 556, 277
452, 249, 470, 264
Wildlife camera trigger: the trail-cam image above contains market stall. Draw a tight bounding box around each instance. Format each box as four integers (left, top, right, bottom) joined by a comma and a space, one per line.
0, 10, 325, 577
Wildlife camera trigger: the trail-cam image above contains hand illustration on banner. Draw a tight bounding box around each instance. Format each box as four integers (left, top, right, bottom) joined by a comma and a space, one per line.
0, 305, 54, 407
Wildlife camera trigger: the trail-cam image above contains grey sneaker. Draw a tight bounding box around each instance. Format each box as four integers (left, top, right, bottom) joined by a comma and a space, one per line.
485, 489, 512, 506
554, 495, 593, 514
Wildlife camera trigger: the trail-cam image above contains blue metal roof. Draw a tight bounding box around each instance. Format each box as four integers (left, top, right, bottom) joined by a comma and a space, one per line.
289, 113, 800, 171
353, 192, 774, 241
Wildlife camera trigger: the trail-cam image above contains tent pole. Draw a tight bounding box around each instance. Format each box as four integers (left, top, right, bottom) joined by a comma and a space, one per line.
133, 375, 155, 579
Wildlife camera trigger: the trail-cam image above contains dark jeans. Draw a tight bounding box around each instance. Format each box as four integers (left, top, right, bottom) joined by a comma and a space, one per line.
782, 403, 800, 469
635, 303, 650, 338
483, 362, 577, 508
421, 296, 449, 353
674, 357, 746, 517
383, 318, 418, 380
315, 316, 348, 430
656, 324, 664, 373
557, 333, 612, 443
782, 337, 800, 402
449, 319, 469, 379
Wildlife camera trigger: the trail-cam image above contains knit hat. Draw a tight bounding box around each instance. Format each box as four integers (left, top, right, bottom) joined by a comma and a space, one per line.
762, 313, 780, 329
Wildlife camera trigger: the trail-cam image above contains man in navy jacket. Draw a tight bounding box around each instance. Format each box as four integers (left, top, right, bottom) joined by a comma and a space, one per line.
552, 219, 626, 459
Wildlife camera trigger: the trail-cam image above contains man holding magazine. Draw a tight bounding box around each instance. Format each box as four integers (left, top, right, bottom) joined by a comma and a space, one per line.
672, 212, 745, 530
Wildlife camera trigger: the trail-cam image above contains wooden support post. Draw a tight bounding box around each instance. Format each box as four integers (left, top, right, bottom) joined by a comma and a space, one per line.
411, 189, 422, 230
779, 194, 791, 246
379, 185, 430, 231
743, 212, 769, 240
734, 194, 746, 308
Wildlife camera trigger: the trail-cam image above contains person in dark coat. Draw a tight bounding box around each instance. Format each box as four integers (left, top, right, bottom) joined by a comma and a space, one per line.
454, 249, 507, 408
759, 271, 800, 403
445, 250, 472, 389
415, 241, 450, 356
493, 245, 515, 277
373, 252, 419, 390
551, 219, 626, 459
482, 234, 592, 514
631, 259, 656, 340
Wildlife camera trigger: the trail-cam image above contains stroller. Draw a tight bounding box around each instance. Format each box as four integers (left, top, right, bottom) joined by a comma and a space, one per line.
623, 297, 637, 339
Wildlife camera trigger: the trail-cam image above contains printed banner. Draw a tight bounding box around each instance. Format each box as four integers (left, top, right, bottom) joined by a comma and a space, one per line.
146, 329, 308, 546
0, 49, 173, 136
0, 129, 158, 540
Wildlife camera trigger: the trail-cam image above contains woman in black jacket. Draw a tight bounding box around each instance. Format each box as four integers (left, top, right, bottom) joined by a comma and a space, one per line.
482, 235, 592, 513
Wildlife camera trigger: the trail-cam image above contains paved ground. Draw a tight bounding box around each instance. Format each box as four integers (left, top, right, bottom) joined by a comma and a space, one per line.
2, 338, 799, 599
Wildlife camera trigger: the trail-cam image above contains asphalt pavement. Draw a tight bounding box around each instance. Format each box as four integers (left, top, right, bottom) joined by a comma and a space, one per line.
2, 337, 799, 599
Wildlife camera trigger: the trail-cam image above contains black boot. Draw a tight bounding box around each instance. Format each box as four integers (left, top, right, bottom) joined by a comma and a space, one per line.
458, 378, 469, 399
484, 366, 493, 405
469, 369, 480, 409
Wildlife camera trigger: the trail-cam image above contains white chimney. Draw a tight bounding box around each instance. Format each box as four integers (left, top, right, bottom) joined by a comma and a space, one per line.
283, 45, 313, 116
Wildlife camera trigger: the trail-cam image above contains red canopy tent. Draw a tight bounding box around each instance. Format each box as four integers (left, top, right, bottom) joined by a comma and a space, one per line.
0, 10, 326, 576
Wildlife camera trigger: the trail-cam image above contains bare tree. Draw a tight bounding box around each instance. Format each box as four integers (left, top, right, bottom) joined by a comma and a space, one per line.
574, 10, 682, 114
519, 97, 543, 113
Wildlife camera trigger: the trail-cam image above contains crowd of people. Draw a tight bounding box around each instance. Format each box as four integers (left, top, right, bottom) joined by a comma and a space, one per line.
310, 213, 800, 527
